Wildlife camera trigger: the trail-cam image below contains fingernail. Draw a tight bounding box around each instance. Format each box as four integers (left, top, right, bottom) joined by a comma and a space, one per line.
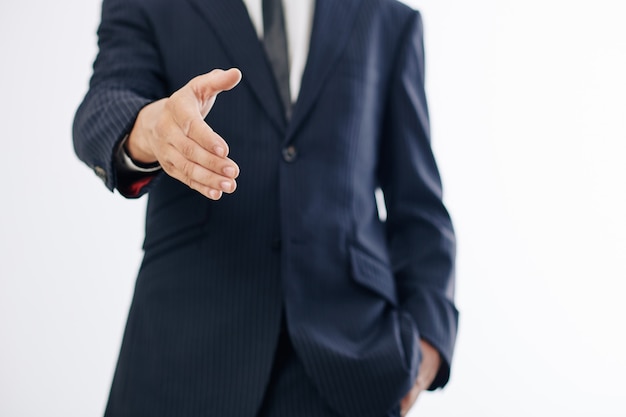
220, 180, 233, 192
223, 166, 235, 177
209, 189, 220, 199
214, 146, 225, 157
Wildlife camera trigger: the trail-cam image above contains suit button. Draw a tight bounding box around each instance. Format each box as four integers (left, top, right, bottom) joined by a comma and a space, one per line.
271, 238, 282, 252
94, 166, 107, 183
282, 145, 297, 163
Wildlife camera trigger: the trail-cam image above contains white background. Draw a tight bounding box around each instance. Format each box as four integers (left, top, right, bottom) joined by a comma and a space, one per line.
1, 0, 625, 416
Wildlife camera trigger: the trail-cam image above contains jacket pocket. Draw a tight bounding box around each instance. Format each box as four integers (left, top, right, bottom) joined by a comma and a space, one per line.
349, 245, 398, 306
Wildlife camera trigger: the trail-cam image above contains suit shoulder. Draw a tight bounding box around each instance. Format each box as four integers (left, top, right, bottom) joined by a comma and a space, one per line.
370, 0, 421, 15
361, 0, 422, 28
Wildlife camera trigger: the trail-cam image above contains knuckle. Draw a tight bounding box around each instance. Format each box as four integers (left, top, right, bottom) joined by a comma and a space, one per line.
208, 154, 226, 172
181, 160, 195, 178
158, 156, 175, 176
199, 170, 214, 186
163, 158, 176, 171
180, 142, 195, 159
204, 156, 217, 172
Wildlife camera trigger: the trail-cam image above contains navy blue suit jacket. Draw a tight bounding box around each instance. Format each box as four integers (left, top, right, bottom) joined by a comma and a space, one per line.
73, 0, 458, 416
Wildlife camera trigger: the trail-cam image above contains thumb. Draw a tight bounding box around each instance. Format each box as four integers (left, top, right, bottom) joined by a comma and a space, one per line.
189, 68, 242, 115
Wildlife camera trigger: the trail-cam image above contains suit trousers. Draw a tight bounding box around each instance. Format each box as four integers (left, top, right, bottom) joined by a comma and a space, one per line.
256, 319, 401, 417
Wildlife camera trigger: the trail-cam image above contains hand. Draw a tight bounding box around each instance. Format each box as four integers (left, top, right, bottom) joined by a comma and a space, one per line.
126, 68, 242, 200
400, 339, 441, 417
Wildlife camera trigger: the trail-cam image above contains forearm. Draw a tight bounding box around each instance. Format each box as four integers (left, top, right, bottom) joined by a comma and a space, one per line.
73, 87, 154, 192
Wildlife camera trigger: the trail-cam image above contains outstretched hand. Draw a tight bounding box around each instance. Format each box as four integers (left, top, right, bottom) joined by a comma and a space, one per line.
125, 68, 242, 200
400, 339, 441, 416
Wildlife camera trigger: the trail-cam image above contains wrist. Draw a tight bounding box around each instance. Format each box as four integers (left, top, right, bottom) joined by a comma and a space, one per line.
126, 99, 165, 164
116, 135, 161, 173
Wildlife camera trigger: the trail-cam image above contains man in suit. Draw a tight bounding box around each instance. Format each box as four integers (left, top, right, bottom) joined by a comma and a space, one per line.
73, 0, 458, 416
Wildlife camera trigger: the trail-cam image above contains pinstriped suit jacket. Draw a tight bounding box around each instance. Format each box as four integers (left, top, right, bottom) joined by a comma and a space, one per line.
73, 0, 458, 416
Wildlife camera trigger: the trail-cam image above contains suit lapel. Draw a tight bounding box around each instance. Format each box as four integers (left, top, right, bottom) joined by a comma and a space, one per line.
185, 0, 287, 133
287, 0, 362, 142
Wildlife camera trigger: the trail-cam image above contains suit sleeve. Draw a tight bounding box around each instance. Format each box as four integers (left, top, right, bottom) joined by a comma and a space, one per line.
73, 0, 166, 197
378, 11, 458, 389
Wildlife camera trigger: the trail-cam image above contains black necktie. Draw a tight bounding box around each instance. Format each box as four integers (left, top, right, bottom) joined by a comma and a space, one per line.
263, 0, 292, 120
